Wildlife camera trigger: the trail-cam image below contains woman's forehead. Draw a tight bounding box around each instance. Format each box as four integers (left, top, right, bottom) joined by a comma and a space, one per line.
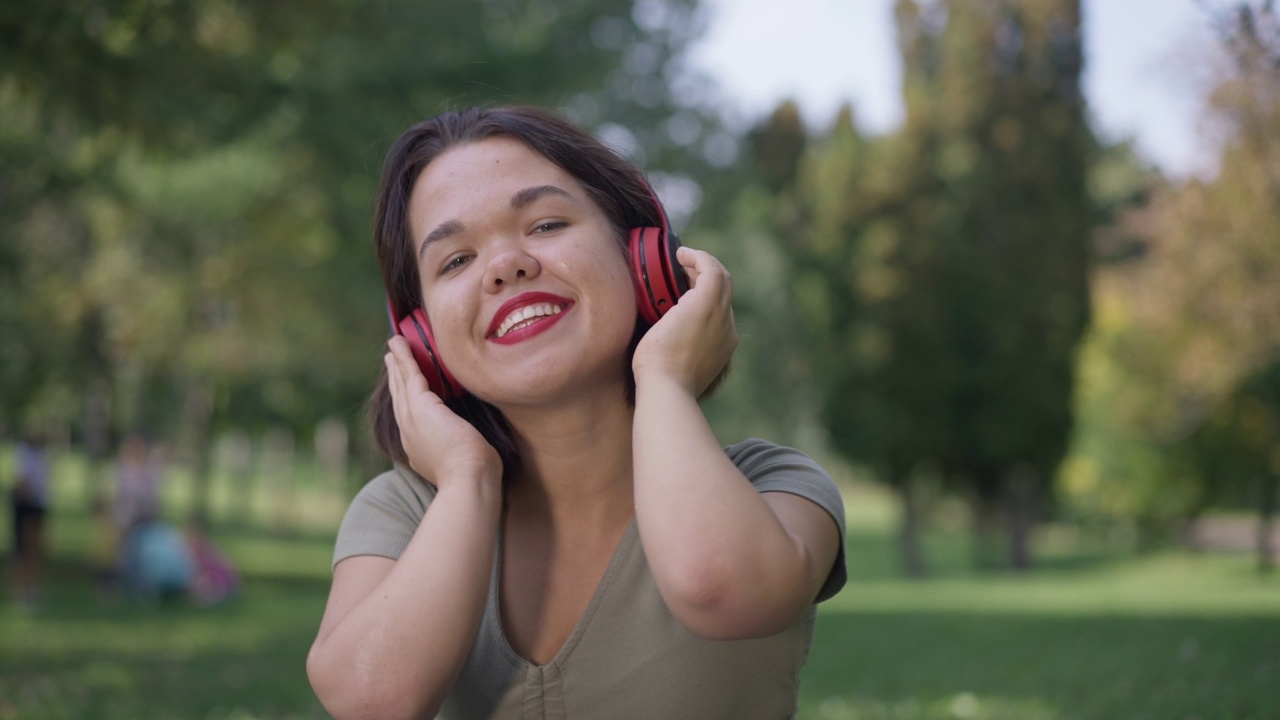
417, 138, 571, 199
407, 138, 598, 240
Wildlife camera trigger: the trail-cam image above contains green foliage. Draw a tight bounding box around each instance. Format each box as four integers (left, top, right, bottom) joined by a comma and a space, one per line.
1058, 2, 1280, 545
1180, 360, 1280, 515
0, 0, 722, 455
916, 0, 1092, 492
738, 0, 1093, 571
1057, 304, 1206, 540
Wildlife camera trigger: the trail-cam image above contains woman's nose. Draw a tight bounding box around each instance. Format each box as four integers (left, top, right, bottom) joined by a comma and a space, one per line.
483, 247, 541, 292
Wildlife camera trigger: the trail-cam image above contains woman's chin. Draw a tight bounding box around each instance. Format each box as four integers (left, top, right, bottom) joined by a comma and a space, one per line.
474, 370, 628, 412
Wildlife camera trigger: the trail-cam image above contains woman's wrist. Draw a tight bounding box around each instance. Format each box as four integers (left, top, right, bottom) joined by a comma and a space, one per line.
633, 364, 700, 400
432, 472, 503, 513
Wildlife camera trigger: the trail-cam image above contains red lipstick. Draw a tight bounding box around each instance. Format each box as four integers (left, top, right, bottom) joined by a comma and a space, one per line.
487, 291, 574, 345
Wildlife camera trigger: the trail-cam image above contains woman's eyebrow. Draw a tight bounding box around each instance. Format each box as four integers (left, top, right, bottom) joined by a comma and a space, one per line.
418, 186, 573, 259
419, 219, 464, 259
511, 185, 573, 209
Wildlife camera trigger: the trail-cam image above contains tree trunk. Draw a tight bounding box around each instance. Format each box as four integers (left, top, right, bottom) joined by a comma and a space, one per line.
223, 429, 254, 527
895, 477, 927, 578
315, 418, 350, 526
1259, 472, 1277, 576
82, 374, 113, 510
1004, 465, 1038, 572
184, 380, 215, 527
265, 427, 296, 534
971, 491, 1003, 571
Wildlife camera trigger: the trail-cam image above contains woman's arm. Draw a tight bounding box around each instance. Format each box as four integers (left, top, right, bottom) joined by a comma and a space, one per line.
632, 247, 842, 640
307, 339, 503, 720
307, 479, 499, 720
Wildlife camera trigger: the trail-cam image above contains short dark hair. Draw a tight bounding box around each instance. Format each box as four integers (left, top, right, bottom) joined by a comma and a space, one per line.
368, 106, 664, 480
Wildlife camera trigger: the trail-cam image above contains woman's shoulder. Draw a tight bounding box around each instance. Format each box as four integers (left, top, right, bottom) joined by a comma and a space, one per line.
352, 464, 437, 508
724, 438, 848, 603
332, 465, 435, 568
722, 437, 844, 521
722, 438, 830, 481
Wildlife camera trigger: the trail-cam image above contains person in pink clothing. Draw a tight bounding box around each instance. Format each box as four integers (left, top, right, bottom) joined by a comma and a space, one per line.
185, 523, 240, 606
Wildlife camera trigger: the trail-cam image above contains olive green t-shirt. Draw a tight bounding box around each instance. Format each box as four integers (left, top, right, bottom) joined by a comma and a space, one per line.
333, 438, 847, 720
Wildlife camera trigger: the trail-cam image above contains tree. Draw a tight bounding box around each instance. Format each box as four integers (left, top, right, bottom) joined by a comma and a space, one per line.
773, 0, 1092, 573
1183, 361, 1280, 572
1059, 1, 1280, 557
779, 99, 952, 577
1, 0, 722, 518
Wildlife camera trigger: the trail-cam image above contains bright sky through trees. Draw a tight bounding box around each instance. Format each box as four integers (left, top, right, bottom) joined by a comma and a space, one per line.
688, 0, 1216, 178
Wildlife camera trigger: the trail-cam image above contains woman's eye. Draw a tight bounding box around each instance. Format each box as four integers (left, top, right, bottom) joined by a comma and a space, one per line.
533, 220, 567, 234
440, 255, 470, 275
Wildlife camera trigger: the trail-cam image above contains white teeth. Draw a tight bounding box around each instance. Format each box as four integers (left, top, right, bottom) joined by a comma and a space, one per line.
495, 303, 564, 338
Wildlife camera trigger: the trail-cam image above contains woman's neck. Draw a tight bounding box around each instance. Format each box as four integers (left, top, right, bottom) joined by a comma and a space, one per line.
500, 390, 635, 530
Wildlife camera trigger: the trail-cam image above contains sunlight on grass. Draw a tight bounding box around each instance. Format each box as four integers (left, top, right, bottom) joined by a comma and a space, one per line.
809, 692, 1058, 720
830, 552, 1280, 616
793, 483, 1280, 720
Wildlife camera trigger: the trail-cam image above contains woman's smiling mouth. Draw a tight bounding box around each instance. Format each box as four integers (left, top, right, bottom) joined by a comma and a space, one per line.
487, 292, 574, 345
495, 303, 565, 338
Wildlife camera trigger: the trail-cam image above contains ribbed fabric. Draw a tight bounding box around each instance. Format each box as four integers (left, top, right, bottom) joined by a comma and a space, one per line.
332, 439, 847, 719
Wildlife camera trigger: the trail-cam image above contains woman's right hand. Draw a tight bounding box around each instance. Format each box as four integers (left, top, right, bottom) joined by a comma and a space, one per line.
313, 340, 504, 719
386, 337, 503, 488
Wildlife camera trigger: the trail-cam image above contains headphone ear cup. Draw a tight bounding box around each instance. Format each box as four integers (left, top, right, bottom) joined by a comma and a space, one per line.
395, 308, 464, 401
629, 226, 685, 325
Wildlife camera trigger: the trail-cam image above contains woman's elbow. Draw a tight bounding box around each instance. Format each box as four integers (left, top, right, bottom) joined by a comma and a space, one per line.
307, 642, 442, 720
307, 644, 378, 720
660, 567, 801, 641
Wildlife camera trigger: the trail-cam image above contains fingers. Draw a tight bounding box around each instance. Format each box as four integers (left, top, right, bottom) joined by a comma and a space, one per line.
634, 246, 738, 395
388, 336, 431, 398
385, 336, 442, 442
385, 352, 409, 436
676, 246, 733, 304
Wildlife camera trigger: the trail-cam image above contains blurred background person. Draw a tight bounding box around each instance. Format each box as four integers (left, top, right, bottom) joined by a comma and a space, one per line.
9, 432, 51, 610
113, 434, 162, 536
121, 519, 194, 602
184, 521, 241, 607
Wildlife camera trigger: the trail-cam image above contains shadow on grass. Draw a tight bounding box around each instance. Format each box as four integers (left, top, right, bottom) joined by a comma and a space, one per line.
801, 610, 1280, 720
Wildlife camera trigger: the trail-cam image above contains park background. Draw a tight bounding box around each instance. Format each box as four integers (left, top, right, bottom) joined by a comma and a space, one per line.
2, 0, 1278, 718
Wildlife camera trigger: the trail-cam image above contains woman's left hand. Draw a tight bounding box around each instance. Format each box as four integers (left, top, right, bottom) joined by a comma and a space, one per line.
632, 246, 738, 397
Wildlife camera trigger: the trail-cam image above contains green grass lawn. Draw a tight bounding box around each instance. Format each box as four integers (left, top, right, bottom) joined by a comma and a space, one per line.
803, 539, 1280, 719
2, 480, 1278, 719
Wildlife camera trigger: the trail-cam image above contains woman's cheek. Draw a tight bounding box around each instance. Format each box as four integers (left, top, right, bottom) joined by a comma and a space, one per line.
423, 286, 473, 368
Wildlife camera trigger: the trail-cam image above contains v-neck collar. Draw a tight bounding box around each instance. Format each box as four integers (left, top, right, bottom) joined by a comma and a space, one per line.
488, 518, 639, 669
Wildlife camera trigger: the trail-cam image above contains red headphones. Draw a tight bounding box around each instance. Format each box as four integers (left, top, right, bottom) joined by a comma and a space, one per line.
389, 180, 687, 402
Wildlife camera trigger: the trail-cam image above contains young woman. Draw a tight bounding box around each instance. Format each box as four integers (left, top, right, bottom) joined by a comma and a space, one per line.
307, 106, 846, 720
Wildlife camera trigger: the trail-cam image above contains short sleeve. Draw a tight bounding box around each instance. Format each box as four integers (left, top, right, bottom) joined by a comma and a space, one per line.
724, 438, 848, 603
332, 465, 436, 570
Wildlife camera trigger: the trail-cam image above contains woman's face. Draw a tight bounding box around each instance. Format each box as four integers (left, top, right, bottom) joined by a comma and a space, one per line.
406, 137, 639, 407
